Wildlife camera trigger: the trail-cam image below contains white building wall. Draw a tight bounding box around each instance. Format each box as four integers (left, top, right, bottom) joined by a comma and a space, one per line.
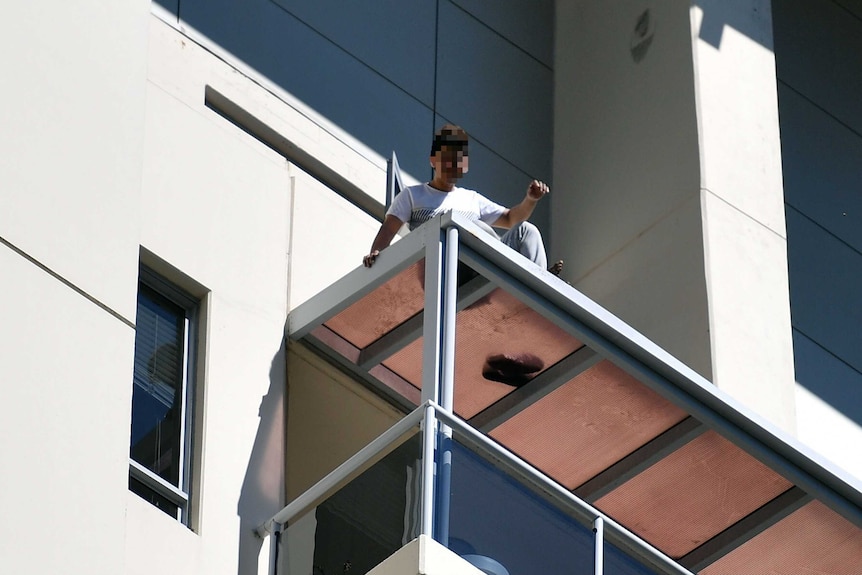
2, 3, 387, 573
0, 0, 150, 321
0, 0, 148, 573
126, 16, 389, 575
3, 1, 858, 574
0, 248, 134, 574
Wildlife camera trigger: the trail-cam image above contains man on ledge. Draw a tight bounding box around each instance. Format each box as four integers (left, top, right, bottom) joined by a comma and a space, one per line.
363, 124, 562, 275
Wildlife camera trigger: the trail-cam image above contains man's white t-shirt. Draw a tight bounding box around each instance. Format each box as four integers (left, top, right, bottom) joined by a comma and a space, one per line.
386, 183, 507, 231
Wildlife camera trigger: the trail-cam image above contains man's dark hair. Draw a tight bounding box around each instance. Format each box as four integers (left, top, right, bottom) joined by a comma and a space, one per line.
430, 124, 469, 156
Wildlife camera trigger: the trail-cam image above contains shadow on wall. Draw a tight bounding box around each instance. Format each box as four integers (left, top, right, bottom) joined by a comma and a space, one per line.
694, 0, 774, 49
237, 342, 286, 575
150, 0, 555, 234
155, 0, 436, 179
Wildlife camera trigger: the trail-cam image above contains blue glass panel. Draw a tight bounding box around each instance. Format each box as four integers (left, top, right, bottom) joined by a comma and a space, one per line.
442, 436, 660, 575
436, 1, 553, 182
267, 0, 437, 106
435, 437, 668, 575
605, 539, 662, 575
445, 437, 590, 574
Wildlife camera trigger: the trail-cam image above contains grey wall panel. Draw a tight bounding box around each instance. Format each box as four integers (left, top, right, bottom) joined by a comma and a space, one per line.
446, 127, 551, 235
772, 0, 862, 135
775, 0, 862, 424
269, 0, 437, 107
778, 85, 862, 254
449, 0, 554, 67
435, 1, 553, 183
175, 0, 555, 207
793, 329, 862, 426
834, 0, 862, 20
786, 208, 862, 375
180, 0, 434, 181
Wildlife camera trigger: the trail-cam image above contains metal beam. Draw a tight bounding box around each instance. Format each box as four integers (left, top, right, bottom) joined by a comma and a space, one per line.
288, 223, 427, 339
469, 346, 602, 432
299, 330, 418, 414
575, 417, 707, 502
421, 222, 444, 404
447, 215, 862, 528
678, 486, 813, 572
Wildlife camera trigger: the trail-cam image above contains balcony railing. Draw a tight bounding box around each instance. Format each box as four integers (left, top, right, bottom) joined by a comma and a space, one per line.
262, 399, 695, 575
265, 213, 862, 575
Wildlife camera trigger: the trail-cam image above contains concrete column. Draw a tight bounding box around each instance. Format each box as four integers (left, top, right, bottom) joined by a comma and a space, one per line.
552, 0, 795, 432
690, 0, 796, 432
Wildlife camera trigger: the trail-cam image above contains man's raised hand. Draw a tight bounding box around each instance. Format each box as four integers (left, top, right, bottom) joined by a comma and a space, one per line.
527, 180, 550, 200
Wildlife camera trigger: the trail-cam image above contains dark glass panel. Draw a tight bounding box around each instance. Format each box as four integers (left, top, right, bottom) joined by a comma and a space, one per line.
129, 475, 180, 519
441, 436, 659, 575
130, 285, 185, 486
283, 435, 421, 575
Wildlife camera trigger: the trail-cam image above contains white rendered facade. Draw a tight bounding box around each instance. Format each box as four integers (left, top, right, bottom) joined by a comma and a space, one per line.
0, 1, 860, 574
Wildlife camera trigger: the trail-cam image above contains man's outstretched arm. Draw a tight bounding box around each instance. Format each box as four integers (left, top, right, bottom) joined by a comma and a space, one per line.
492, 180, 549, 229
363, 215, 405, 267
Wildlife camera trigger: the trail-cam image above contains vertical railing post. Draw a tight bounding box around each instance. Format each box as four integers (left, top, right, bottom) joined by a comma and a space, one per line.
420, 404, 438, 537
434, 226, 459, 546
594, 516, 604, 575
421, 221, 444, 404
419, 220, 459, 546
269, 521, 282, 575
440, 226, 459, 412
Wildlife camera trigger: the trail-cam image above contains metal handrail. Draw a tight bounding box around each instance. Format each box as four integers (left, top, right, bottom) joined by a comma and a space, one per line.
432, 406, 694, 575
258, 399, 693, 575
256, 401, 427, 537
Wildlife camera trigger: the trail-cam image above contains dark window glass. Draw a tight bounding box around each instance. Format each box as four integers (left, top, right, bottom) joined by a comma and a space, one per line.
129, 476, 180, 519
131, 284, 186, 487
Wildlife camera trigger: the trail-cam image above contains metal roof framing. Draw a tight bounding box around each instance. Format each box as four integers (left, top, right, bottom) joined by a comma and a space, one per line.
284, 212, 862, 573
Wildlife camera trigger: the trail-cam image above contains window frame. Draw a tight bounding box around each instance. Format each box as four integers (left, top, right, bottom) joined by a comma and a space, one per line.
129, 264, 201, 526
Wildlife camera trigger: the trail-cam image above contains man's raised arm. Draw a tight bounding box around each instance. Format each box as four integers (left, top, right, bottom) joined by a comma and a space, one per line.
363, 215, 404, 268
492, 180, 550, 229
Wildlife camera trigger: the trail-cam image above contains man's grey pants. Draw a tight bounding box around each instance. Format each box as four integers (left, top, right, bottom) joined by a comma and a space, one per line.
474, 220, 548, 270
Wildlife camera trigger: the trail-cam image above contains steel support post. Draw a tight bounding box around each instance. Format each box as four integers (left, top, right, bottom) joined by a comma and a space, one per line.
594, 516, 604, 575
421, 404, 438, 537
421, 222, 444, 404
269, 521, 282, 575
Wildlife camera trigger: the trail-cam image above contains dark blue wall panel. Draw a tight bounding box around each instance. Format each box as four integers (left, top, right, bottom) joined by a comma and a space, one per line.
169, 0, 553, 232
774, 0, 862, 427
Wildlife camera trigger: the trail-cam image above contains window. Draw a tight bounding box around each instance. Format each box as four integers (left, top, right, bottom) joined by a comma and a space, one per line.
129, 265, 200, 525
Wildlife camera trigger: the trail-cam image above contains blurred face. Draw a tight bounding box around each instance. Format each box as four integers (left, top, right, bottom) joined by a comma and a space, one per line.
431, 145, 469, 182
